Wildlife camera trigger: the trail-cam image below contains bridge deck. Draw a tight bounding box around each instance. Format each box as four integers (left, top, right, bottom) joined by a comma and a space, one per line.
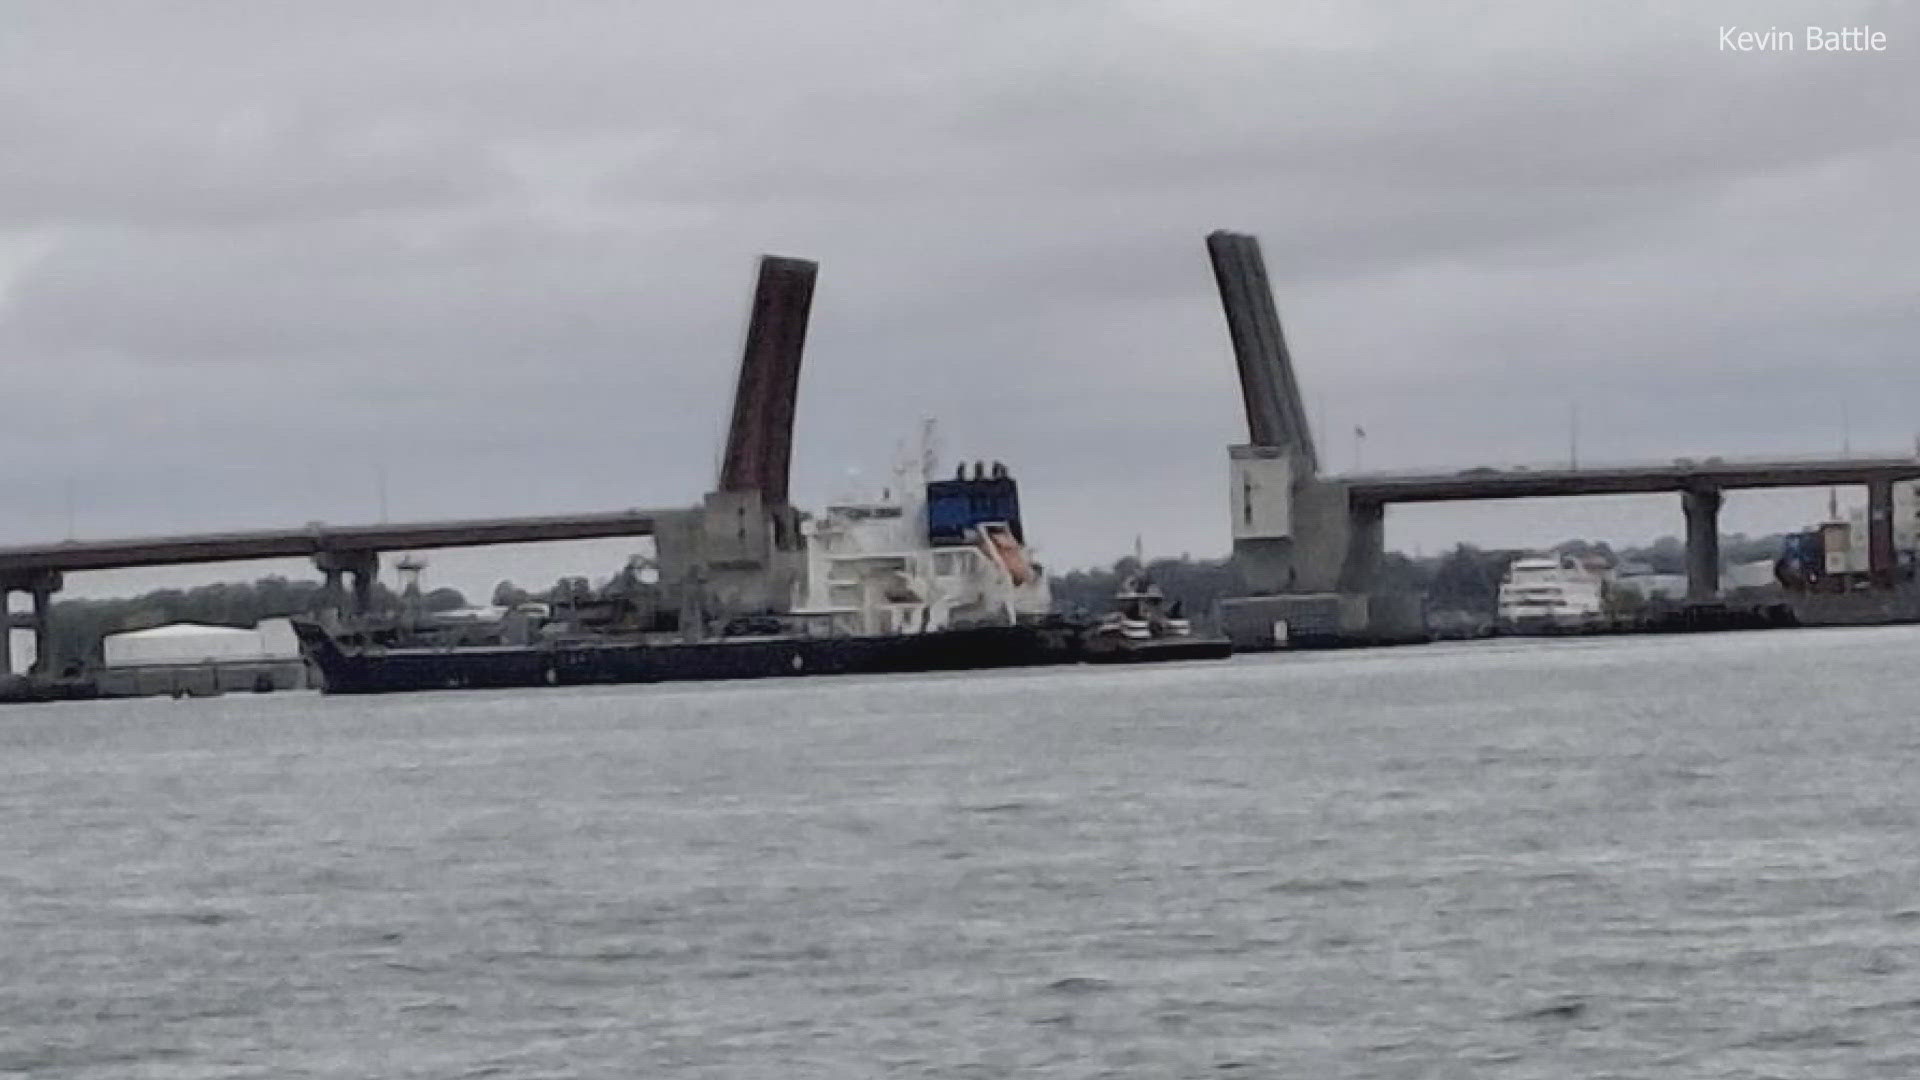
1345, 457, 1920, 504
0, 510, 680, 576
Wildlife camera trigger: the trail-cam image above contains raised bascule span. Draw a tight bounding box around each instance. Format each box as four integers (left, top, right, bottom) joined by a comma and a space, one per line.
1, 254, 821, 678
718, 256, 816, 508
1206, 229, 1920, 648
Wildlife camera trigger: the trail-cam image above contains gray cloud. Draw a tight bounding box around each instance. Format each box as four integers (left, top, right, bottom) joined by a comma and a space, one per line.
1, 0, 1916, 599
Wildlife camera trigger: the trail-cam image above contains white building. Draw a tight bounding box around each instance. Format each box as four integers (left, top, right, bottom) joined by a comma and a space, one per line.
97, 619, 307, 697
103, 620, 301, 667
5, 629, 31, 677
1723, 559, 1782, 591
1833, 481, 1920, 574
1614, 559, 1784, 600
1614, 572, 1688, 602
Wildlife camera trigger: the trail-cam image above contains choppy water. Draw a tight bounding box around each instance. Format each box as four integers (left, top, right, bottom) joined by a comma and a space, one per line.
5, 627, 1920, 1078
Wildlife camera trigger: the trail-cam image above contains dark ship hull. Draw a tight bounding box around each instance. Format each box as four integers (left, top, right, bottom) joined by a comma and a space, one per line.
1081, 634, 1234, 664
292, 618, 1090, 695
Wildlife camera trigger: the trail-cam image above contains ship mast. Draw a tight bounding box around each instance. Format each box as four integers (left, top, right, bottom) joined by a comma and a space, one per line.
918, 417, 940, 483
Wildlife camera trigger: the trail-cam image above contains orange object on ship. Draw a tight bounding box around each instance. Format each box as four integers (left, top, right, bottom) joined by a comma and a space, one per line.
982, 527, 1033, 586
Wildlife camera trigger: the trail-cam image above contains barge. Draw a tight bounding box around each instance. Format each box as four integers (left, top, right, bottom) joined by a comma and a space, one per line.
292, 619, 1084, 693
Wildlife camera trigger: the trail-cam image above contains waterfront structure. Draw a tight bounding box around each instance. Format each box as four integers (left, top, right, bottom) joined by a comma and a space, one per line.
1833, 482, 1920, 574
97, 620, 308, 697
1205, 230, 1920, 649
0, 256, 819, 683
5, 234, 1920, 679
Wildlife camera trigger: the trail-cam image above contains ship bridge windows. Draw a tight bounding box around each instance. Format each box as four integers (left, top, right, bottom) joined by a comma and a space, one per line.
830, 505, 904, 521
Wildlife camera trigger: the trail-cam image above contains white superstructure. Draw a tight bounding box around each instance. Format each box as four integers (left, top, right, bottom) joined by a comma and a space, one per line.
1496, 554, 1608, 630
792, 434, 1051, 636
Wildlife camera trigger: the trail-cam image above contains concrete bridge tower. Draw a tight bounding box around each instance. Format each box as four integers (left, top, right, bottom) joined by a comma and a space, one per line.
1206, 231, 1410, 647
657, 254, 820, 630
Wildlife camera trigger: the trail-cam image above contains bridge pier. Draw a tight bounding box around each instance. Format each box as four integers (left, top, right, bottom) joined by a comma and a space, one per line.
0, 597, 15, 677
1210, 231, 1419, 646
1867, 477, 1897, 587
313, 551, 379, 615
30, 577, 55, 675
0, 570, 63, 677
1233, 477, 1385, 596
1683, 487, 1722, 602
319, 567, 345, 611
1338, 499, 1385, 594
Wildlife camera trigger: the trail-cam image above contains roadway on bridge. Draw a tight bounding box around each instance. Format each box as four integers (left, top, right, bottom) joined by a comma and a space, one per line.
0, 510, 678, 577
1344, 457, 1920, 504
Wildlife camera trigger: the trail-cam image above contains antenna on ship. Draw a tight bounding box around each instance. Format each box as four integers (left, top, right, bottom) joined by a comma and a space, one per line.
1830, 402, 1851, 521
397, 555, 426, 594
918, 417, 940, 483
396, 555, 426, 627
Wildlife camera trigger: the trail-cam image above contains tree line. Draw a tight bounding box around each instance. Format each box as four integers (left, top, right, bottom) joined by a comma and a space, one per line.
37, 576, 467, 671
1051, 533, 1791, 629
36, 533, 1788, 669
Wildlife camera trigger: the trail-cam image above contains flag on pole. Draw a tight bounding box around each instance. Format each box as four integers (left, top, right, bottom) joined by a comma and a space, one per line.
1354, 425, 1366, 439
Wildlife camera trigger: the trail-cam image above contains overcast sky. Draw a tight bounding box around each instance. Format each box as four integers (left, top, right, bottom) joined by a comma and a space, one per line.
2, 1, 1916, 601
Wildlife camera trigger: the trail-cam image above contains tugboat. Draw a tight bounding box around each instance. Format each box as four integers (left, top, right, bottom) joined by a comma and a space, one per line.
1081, 554, 1233, 664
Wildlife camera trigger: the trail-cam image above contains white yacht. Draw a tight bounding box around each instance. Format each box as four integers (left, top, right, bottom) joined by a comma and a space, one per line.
1496, 553, 1609, 632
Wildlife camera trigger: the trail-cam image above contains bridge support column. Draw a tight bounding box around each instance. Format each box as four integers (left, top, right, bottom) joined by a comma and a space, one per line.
1867, 478, 1897, 588
319, 568, 346, 612
0, 588, 13, 676
1683, 487, 1722, 602
1338, 499, 1385, 594
314, 551, 379, 616
351, 558, 377, 614
0, 571, 63, 677
29, 576, 58, 677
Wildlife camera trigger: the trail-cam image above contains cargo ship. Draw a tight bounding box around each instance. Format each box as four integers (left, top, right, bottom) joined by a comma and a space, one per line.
291, 617, 1084, 694
289, 257, 1237, 696
292, 446, 1221, 694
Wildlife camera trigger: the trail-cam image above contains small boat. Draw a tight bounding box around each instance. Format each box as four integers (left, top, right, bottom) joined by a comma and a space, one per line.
1081, 571, 1232, 664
